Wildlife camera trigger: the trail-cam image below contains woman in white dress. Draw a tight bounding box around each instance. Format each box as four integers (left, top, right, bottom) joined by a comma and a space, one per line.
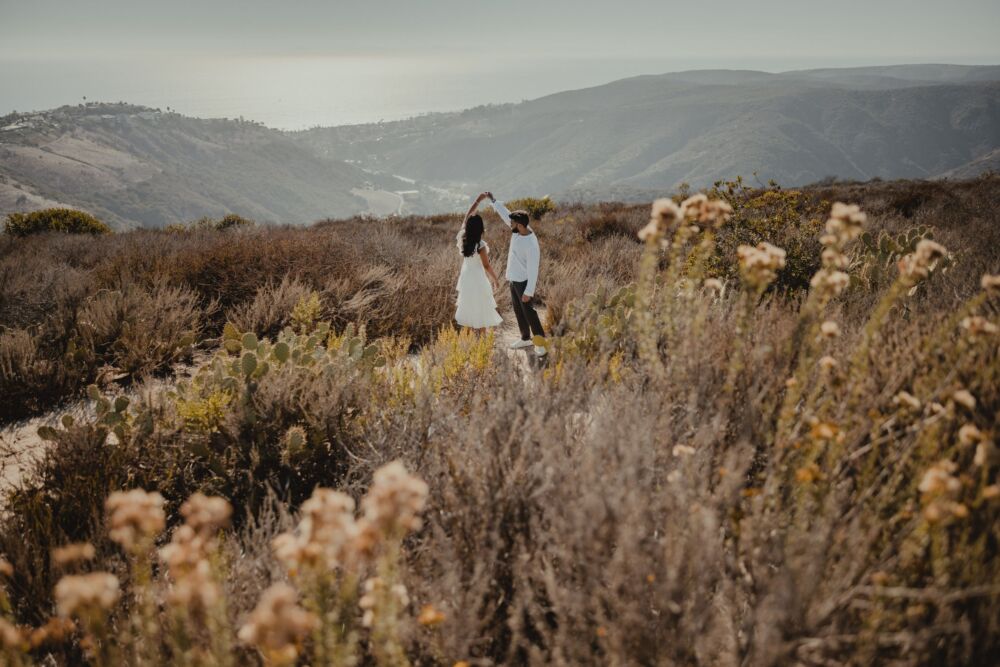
455, 193, 503, 331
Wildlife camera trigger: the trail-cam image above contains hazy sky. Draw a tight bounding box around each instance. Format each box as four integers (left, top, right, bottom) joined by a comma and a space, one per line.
2, 0, 999, 127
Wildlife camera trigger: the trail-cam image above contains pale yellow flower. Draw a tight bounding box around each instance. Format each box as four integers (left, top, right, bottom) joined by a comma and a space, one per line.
52, 543, 96, 566
418, 604, 446, 627
961, 316, 999, 338
180, 493, 232, 536
238, 583, 317, 664
820, 320, 841, 338
974, 441, 996, 467
54, 572, 120, 618
362, 461, 429, 536
703, 278, 724, 294
810, 269, 850, 298
672, 444, 696, 457
952, 389, 976, 411
893, 391, 921, 411
106, 489, 165, 551
958, 424, 983, 446
899, 240, 949, 287
918, 460, 960, 495
737, 242, 786, 289
0, 618, 23, 650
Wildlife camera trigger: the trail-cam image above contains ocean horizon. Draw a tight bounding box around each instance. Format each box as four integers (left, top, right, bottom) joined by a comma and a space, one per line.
3, 53, 990, 130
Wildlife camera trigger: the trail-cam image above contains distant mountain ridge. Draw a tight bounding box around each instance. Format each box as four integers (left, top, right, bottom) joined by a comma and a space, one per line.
2, 65, 999, 228
297, 64, 1000, 201
0, 103, 434, 229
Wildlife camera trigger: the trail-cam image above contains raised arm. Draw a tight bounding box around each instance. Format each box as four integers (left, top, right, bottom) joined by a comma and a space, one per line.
463, 192, 490, 225
487, 192, 512, 228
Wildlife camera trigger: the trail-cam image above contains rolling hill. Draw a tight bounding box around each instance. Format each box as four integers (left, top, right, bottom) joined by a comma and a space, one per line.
297, 64, 1000, 200
3, 65, 998, 228
0, 103, 434, 229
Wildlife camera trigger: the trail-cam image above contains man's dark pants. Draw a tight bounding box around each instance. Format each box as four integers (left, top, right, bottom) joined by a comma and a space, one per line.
509, 280, 545, 341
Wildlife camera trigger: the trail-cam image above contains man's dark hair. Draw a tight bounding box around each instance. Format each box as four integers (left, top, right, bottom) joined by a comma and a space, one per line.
509, 210, 531, 227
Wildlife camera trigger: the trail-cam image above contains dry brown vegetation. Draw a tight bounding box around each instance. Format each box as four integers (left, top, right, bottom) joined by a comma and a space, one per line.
1, 176, 999, 666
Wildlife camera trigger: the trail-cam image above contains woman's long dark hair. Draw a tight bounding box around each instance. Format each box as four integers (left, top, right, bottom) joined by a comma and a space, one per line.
461, 214, 484, 257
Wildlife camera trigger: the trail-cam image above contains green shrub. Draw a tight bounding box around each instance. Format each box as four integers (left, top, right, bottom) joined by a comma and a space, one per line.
507, 196, 556, 221
707, 180, 826, 292
216, 213, 254, 229
4, 208, 110, 237
183, 214, 255, 231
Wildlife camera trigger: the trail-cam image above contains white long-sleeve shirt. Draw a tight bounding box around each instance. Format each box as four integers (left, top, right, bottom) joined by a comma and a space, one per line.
491, 200, 540, 296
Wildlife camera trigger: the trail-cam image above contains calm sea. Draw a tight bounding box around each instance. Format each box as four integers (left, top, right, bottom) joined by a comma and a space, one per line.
1, 54, 799, 130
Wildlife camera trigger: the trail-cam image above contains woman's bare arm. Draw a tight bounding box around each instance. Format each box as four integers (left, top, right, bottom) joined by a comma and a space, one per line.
479, 247, 499, 288
463, 192, 490, 224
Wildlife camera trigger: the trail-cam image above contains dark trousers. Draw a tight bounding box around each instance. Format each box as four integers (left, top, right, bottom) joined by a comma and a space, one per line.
509, 280, 545, 341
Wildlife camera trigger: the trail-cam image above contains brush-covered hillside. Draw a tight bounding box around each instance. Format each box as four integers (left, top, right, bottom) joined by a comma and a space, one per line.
0, 103, 448, 229
298, 65, 1000, 199
1, 176, 999, 666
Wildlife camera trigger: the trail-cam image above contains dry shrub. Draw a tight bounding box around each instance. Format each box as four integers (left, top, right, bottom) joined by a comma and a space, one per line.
1, 176, 999, 666
227, 276, 315, 338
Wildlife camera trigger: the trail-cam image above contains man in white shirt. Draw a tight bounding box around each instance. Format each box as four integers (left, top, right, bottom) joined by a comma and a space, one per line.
485, 193, 546, 357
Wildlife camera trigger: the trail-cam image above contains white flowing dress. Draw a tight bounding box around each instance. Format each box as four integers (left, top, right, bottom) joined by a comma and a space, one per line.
455, 240, 503, 328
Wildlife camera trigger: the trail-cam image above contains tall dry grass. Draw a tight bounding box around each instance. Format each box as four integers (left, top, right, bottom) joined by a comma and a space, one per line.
1, 176, 999, 666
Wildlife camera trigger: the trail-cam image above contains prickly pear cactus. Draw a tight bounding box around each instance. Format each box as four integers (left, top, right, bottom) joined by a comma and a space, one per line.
857, 226, 949, 287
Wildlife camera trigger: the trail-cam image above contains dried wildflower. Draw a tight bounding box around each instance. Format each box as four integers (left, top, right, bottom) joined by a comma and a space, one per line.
810, 269, 850, 298
980, 274, 1000, 291
359, 577, 410, 628
819, 234, 838, 247
961, 316, 999, 338
795, 463, 823, 483
918, 460, 961, 495
893, 391, 921, 411
870, 571, 890, 586
362, 461, 429, 537
983, 485, 1000, 500
703, 278, 724, 294
958, 424, 984, 446
418, 604, 446, 627
898, 239, 949, 287
682, 193, 732, 227
639, 198, 683, 244
54, 572, 120, 618
0, 618, 23, 650
180, 493, 232, 536
809, 421, 839, 441
159, 492, 231, 613
672, 444, 696, 457
820, 320, 841, 338
0, 556, 12, 578
666, 469, 682, 484
28, 617, 75, 649
106, 489, 165, 551
974, 440, 996, 467
273, 488, 359, 574
821, 247, 850, 269
826, 202, 867, 243
238, 583, 318, 665
952, 389, 976, 411
53, 542, 96, 566
784, 377, 798, 388
737, 242, 786, 290
818, 356, 838, 372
